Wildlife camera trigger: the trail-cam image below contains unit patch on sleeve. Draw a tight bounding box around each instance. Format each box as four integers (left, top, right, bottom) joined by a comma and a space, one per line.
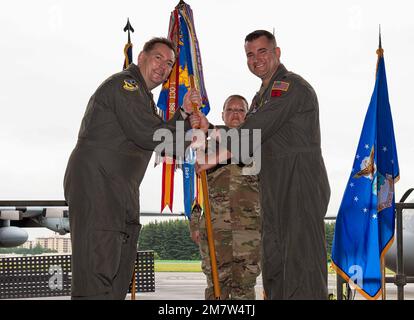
123, 79, 139, 91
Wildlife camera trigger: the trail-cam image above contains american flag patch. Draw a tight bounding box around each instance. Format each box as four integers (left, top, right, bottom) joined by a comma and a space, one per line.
272, 81, 289, 92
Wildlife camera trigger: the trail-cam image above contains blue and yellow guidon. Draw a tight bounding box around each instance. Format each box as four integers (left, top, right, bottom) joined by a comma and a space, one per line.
123, 79, 139, 91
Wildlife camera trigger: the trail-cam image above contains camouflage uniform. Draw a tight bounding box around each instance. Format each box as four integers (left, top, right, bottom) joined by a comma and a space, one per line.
190, 163, 261, 300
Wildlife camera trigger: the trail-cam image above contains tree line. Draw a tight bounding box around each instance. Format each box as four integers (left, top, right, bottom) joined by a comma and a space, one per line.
138, 219, 336, 261
138, 219, 201, 260
0, 244, 57, 255
0, 220, 336, 260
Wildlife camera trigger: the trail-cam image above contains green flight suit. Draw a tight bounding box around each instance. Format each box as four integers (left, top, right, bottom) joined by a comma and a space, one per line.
222, 64, 330, 299
64, 64, 190, 299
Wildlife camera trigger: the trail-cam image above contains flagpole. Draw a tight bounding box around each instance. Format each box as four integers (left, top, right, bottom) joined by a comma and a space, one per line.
123, 18, 134, 70
131, 270, 136, 300
190, 75, 221, 299
124, 18, 134, 44
122, 19, 137, 297
378, 25, 386, 301
376, 25, 384, 72
381, 256, 386, 300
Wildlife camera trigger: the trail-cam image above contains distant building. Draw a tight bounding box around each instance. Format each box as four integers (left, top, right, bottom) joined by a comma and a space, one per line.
35, 234, 72, 254
20, 240, 35, 249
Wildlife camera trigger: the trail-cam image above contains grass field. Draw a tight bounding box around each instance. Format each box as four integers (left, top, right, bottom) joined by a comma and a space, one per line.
155, 260, 396, 275
155, 260, 202, 272
155, 260, 336, 273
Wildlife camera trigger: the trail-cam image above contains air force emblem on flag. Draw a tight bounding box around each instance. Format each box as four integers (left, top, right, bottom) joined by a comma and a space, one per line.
353, 147, 376, 180
353, 146, 394, 212
123, 79, 139, 91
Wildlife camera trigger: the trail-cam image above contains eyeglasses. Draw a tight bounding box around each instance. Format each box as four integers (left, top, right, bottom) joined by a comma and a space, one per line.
224, 108, 246, 114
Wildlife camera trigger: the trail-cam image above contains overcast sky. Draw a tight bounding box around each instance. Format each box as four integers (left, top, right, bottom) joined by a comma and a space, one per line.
1, 0, 414, 239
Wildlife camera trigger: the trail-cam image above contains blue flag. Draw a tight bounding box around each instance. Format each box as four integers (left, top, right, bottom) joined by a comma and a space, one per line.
331, 48, 399, 299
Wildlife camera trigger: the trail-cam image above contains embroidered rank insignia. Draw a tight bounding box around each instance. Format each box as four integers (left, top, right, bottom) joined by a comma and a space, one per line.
123, 79, 139, 91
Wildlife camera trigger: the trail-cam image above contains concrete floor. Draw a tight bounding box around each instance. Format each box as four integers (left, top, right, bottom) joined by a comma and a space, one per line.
8, 272, 414, 300
129, 272, 414, 300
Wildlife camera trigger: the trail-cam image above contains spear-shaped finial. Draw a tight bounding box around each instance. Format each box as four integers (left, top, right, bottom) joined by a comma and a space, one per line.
379, 24, 382, 49
377, 24, 384, 57
375, 24, 384, 76
124, 18, 134, 44
176, 0, 186, 9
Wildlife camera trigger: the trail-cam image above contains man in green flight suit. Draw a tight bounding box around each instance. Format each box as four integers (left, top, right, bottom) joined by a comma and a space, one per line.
196, 30, 331, 300
64, 37, 201, 299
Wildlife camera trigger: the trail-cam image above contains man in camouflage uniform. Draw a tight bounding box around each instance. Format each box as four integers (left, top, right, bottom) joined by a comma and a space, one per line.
64, 38, 200, 299
189, 95, 261, 300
